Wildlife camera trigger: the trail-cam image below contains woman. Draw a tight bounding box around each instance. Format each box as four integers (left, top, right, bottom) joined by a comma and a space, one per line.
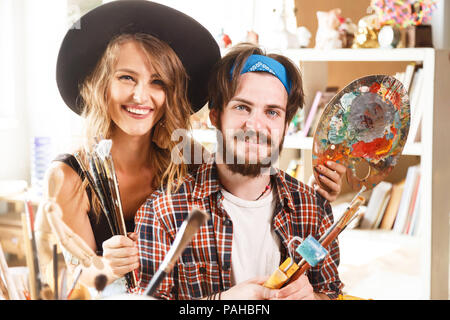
36, 1, 220, 295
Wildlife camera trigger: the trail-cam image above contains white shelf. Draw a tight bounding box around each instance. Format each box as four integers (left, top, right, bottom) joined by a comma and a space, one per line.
282, 48, 433, 62
338, 229, 423, 300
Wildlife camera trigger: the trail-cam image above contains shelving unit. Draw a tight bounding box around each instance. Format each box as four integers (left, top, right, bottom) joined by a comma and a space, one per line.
192, 48, 450, 299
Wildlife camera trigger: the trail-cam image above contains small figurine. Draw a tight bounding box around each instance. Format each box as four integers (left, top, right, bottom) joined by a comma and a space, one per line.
217, 29, 232, 49
246, 30, 259, 45
352, 14, 381, 48
338, 18, 357, 48
315, 8, 343, 50
296, 26, 312, 48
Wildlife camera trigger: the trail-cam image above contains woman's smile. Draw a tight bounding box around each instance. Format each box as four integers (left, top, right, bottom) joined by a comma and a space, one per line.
122, 104, 154, 119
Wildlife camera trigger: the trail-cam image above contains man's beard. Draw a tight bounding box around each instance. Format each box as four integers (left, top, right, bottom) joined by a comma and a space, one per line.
216, 124, 285, 177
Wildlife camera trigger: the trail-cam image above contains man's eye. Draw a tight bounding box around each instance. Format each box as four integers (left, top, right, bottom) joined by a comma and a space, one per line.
235, 105, 248, 111
267, 110, 279, 117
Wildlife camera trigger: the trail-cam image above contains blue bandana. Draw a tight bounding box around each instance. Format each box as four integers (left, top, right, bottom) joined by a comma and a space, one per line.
230, 54, 291, 94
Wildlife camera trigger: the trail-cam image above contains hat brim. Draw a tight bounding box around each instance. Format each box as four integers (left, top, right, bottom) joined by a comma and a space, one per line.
56, 0, 220, 115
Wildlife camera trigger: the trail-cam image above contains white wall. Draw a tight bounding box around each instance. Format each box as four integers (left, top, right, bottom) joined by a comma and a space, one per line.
431, 0, 450, 49
0, 0, 82, 184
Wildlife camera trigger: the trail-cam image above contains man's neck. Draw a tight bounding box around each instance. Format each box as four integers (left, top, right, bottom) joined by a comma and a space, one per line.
216, 163, 271, 201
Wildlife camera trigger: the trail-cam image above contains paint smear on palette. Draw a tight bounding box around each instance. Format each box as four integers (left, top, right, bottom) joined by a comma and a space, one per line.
312, 75, 410, 191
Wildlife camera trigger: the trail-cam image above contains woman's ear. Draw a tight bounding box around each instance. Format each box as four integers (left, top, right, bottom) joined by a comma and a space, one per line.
152, 120, 170, 149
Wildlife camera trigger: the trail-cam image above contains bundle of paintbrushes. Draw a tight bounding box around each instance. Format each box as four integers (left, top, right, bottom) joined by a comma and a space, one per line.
264, 186, 366, 290
74, 138, 136, 289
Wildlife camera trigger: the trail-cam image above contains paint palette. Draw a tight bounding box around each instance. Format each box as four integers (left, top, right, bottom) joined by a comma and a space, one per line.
312, 75, 410, 191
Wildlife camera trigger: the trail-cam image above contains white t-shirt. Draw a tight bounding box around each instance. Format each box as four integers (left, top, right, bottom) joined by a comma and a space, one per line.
221, 188, 281, 285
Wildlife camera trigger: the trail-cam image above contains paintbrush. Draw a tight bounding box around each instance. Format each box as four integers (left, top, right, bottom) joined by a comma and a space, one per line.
24, 199, 43, 295
88, 154, 117, 234
53, 244, 58, 300
290, 194, 366, 280
0, 243, 20, 300
65, 267, 83, 300
94, 274, 108, 299
145, 208, 209, 296
0, 267, 10, 300
40, 284, 53, 300
73, 152, 113, 230
95, 140, 137, 288
264, 187, 366, 289
59, 267, 67, 300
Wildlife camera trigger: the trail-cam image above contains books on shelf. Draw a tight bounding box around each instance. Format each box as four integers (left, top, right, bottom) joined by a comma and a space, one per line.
302, 87, 338, 137
302, 91, 322, 137
403, 62, 416, 93
354, 165, 421, 236
393, 165, 421, 234
394, 63, 424, 144
379, 179, 405, 230
360, 181, 392, 229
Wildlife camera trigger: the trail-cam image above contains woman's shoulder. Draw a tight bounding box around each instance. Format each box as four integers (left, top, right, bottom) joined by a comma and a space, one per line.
44, 156, 85, 200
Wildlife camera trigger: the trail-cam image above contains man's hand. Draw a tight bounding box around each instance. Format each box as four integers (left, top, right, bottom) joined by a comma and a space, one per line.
220, 277, 278, 300
311, 161, 346, 202
102, 233, 139, 280
271, 273, 330, 300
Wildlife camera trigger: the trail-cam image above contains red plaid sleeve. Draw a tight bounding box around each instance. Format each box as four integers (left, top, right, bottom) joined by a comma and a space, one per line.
309, 198, 343, 299
133, 192, 177, 299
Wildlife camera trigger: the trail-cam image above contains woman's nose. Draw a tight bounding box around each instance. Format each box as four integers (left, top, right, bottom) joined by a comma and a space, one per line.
132, 83, 148, 104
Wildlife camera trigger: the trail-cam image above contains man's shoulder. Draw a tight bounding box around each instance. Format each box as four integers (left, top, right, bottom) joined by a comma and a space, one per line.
279, 170, 315, 197
278, 170, 328, 208
145, 170, 198, 207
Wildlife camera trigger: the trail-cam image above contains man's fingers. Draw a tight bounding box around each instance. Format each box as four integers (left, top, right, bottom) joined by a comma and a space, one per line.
318, 174, 340, 193
276, 275, 313, 300
325, 161, 346, 175
315, 165, 340, 183
246, 276, 269, 285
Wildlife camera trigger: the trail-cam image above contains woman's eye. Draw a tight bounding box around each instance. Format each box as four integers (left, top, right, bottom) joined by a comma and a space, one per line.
119, 75, 135, 82
151, 79, 164, 86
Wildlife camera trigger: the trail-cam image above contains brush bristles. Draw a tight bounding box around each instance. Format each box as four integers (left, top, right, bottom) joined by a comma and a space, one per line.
75, 139, 136, 288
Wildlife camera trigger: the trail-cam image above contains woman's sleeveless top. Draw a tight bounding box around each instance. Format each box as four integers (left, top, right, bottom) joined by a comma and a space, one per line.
53, 154, 135, 255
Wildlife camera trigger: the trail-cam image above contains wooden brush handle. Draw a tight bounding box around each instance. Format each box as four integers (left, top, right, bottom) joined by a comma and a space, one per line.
289, 227, 342, 282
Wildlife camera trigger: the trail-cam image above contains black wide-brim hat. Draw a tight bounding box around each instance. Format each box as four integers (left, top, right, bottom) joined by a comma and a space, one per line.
56, 0, 220, 115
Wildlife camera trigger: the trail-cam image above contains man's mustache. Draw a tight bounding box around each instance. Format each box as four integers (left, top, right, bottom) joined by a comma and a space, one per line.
231, 130, 272, 145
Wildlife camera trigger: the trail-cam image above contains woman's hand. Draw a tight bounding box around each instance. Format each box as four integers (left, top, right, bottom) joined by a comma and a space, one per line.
311, 161, 346, 202
102, 232, 139, 281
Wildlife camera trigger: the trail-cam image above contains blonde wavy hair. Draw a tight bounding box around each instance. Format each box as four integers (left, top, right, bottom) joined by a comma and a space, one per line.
78, 33, 192, 215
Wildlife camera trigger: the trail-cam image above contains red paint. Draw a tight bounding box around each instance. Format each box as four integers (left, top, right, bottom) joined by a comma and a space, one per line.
369, 82, 381, 93
351, 137, 391, 159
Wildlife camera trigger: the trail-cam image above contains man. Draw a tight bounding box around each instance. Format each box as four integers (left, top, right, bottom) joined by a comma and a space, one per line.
134, 43, 345, 300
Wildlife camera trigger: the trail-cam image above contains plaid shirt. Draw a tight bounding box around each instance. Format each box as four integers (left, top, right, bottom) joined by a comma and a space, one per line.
133, 160, 343, 299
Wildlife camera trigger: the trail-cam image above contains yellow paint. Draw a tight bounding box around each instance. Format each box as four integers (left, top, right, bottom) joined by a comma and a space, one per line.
263, 257, 299, 289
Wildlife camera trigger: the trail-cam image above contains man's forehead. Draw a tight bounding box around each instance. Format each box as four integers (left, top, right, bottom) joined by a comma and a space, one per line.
232, 72, 288, 109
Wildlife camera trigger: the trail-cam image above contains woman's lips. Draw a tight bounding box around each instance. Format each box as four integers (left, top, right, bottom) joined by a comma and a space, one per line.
122, 105, 154, 119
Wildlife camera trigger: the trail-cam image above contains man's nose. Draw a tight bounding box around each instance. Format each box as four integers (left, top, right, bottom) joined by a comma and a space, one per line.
243, 110, 263, 131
